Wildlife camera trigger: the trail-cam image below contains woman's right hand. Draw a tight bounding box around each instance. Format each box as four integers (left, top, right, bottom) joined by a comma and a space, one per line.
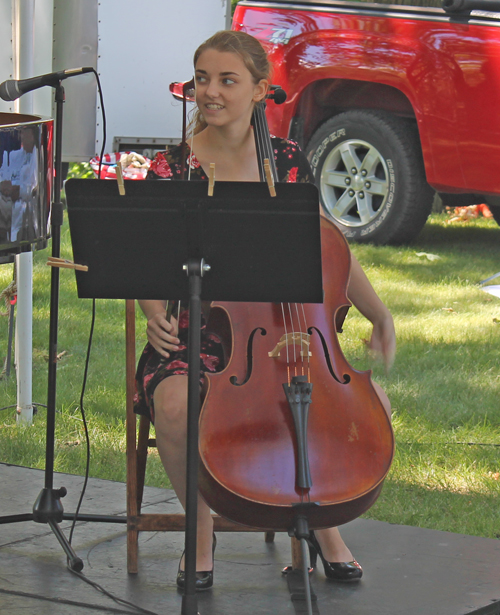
146, 312, 180, 359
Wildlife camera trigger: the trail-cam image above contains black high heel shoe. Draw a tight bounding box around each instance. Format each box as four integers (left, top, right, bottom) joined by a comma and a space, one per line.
307, 531, 363, 582
176, 534, 216, 591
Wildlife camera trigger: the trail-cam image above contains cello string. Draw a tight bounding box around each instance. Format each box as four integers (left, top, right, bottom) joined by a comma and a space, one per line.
254, 100, 292, 386
258, 100, 278, 179
255, 104, 266, 174
280, 302, 291, 385
188, 127, 195, 182
255, 99, 294, 387
254, 101, 278, 182
287, 303, 298, 376
300, 303, 311, 381
253, 103, 265, 181
294, 302, 305, 377
256, 104, 295, 381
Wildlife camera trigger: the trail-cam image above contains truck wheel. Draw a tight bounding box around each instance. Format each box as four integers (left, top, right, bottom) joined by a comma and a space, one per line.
306, 110, 434, 244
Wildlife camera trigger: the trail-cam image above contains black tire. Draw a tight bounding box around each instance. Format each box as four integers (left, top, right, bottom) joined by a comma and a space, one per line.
306, 109, 434, 245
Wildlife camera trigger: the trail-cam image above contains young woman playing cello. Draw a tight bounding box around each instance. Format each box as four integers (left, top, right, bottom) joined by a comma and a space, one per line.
134, 30, 395, 591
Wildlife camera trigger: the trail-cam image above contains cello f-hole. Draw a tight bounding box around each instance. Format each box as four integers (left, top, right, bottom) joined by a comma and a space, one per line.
308, 326, 351, 384
229, 327, 267, 386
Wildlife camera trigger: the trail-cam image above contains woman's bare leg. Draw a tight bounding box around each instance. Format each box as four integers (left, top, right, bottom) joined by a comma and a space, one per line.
153, 375, 214, 571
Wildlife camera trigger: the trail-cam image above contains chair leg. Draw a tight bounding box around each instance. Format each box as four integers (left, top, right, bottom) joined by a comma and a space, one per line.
136, 415, 151, 514
127, 525, 139, 575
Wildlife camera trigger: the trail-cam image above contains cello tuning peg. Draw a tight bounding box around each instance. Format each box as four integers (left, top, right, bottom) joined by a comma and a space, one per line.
268, 85, 287, 104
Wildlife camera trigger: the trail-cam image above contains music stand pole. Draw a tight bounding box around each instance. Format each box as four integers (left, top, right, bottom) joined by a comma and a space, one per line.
182, 257, 210, 615
30, 82, 83, 571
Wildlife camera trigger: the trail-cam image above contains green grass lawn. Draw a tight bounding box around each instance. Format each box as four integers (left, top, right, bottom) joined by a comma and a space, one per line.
0, 212, 499, 539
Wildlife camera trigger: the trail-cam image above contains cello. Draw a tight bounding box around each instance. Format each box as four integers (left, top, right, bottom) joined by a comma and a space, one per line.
195, 88, 395, 532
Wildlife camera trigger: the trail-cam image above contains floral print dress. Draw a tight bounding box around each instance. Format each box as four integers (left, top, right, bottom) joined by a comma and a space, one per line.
134, 138, 314, 422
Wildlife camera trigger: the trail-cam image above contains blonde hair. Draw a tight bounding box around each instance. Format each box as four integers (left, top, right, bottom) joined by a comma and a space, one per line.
189, 30, 271, 136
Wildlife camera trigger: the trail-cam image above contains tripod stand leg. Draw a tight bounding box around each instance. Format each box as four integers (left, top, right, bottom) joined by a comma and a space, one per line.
32, 486, 84, 571
47, 519, 84, 572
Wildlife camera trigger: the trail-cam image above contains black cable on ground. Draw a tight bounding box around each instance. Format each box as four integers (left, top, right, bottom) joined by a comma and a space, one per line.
67, 568, 161, 615
0, 586, 159, 615
68, 298, 95, 547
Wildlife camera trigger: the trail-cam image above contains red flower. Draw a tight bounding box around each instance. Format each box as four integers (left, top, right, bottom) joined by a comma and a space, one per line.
168, 360, 188, 371
206, 332, 220, 343
201, 353, 220, 372
150, 153, 173, 178
178, 310, 190, 328
288, 167, 298, 183
187, 153, 200, 169
143, 373, 154, 387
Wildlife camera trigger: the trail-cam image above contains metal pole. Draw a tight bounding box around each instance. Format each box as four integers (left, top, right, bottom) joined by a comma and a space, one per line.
15, 252, 33, 424
43, 83, 64, 489
181, 257, 203, 615
14, 0, 35, 426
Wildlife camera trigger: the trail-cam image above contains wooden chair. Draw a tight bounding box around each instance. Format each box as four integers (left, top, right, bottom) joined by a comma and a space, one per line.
126, 300, 293, 574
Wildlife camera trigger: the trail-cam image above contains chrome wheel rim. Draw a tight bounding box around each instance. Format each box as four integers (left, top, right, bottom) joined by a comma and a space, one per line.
319, 139, 390, 228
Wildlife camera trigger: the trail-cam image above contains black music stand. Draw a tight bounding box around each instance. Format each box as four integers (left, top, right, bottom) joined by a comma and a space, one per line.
65, 177, 324, 615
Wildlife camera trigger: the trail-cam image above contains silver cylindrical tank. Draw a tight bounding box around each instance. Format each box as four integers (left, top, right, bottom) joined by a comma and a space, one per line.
0, 112, 53, 262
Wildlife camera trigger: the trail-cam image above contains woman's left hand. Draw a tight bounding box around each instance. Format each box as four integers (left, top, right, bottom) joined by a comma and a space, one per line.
367, 312, 396, 372
347, 253, 396, 372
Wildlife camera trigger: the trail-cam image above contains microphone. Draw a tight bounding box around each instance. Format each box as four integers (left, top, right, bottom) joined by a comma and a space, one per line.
0, 67, 94, 102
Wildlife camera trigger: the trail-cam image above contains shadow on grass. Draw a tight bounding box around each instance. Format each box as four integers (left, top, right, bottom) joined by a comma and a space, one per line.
417, 219, 500, 250
351, 218, 500, 286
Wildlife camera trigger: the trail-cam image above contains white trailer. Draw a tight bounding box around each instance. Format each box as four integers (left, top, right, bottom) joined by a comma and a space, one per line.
1, 0, 232, 160
0, 0, 230, 423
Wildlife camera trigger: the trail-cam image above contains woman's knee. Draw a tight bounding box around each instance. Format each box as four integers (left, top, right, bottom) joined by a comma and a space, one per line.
153, 376, 189, 433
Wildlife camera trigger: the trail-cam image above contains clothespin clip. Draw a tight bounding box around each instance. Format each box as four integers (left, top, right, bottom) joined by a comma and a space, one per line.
263, 158, 276, 197
116, 162, 126, 196
208, 163, 215, 196
47, 257, 88, 272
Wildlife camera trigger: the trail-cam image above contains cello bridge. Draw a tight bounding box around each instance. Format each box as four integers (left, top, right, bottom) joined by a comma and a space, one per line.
268, 332, 311, 358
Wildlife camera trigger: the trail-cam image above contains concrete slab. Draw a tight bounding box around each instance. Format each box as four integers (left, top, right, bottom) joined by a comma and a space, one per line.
1, 463, 499, 615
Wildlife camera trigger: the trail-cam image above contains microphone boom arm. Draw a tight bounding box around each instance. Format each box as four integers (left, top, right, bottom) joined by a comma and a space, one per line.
0, 67, 94, 102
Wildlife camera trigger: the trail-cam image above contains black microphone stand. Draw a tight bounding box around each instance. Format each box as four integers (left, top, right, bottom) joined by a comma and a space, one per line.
0, 81, 127, 569
28, 83, 84, 570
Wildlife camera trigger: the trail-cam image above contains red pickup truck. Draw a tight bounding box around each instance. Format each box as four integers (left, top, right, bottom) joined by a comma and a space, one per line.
233, 0, 500, 243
